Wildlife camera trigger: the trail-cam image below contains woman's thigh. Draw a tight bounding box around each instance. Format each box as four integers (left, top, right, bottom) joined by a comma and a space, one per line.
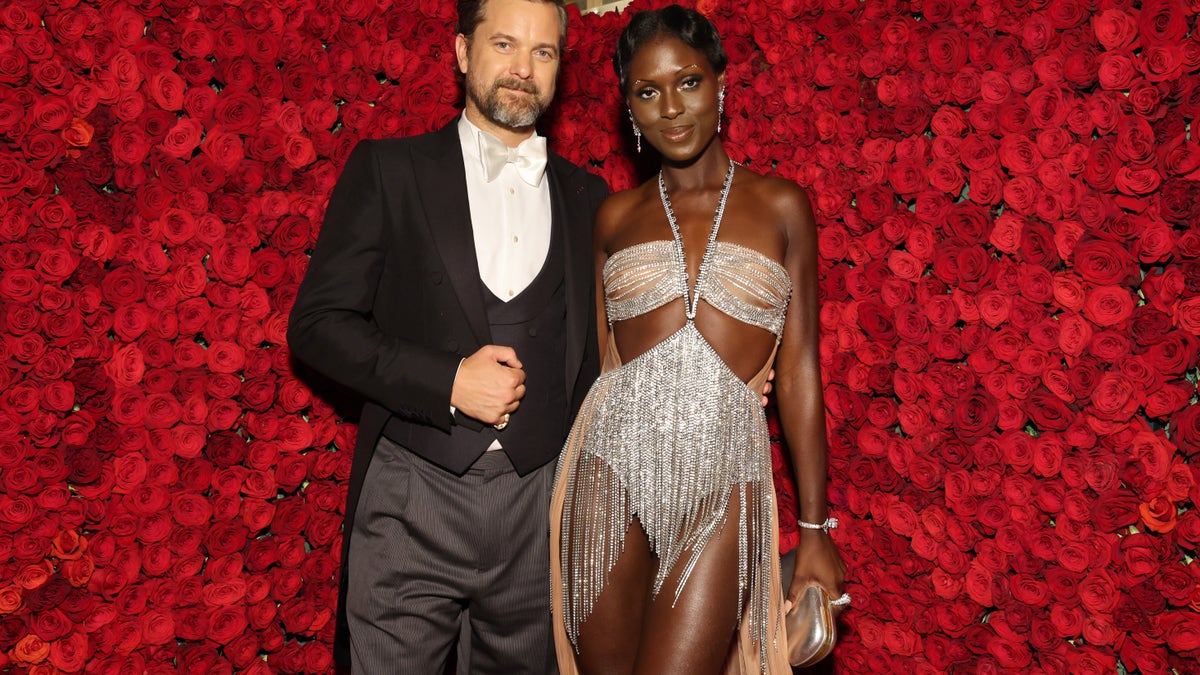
575, 492, 747, 675
576, 517, 655, 675
631, 492, 744, 675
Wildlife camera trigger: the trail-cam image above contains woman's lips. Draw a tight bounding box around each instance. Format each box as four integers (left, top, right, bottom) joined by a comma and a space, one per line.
660, 125, 694, 142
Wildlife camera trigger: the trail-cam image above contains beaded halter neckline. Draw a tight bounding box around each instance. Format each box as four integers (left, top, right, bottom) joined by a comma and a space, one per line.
657, 159, 737, 321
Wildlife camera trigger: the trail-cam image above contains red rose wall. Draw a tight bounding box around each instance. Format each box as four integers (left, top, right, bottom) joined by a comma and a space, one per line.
1, 0, 1198, 671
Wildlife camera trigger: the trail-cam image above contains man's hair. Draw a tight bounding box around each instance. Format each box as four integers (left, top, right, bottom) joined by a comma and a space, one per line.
613, 4, 728, 95
457, 0, 569, 53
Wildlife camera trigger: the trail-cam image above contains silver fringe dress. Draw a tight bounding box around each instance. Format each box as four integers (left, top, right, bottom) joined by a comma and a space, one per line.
553, 168, 793, 673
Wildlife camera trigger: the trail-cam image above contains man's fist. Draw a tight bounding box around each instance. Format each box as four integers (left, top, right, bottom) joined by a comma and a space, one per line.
450, 345, 526, 426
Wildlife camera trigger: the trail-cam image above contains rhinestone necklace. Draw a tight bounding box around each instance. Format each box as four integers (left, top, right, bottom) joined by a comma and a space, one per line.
657, 159, 737, 321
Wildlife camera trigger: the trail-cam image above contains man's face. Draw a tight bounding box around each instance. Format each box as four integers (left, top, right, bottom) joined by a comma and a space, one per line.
456, 0, 562, 134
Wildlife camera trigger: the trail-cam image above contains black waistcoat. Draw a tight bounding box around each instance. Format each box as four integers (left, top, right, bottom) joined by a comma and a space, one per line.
383, 220, 568, 476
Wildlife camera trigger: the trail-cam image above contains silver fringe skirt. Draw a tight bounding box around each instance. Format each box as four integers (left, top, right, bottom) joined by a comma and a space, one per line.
556, 322, 776, 671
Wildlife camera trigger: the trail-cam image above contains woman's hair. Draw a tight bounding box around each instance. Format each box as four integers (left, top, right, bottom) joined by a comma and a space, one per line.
612, 4, 728, 95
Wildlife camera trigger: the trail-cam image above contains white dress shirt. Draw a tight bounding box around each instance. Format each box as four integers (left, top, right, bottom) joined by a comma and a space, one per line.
457, 116, 552, 302
452, 117, 554, 446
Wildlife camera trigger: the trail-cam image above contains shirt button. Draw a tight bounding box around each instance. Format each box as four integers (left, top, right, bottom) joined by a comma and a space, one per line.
513, 235, 519, 243
508, 289, 515, 297
508, 187, 515, 195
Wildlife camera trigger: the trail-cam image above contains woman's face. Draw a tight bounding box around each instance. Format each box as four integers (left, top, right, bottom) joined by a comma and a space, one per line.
626, 34, 724, 162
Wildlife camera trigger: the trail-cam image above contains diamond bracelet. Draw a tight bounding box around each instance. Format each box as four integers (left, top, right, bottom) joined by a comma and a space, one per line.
797, 517, 839, 533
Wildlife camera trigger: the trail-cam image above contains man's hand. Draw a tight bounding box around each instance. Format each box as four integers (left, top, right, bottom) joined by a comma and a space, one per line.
450, 345, 526, 426
761, 368, 775, 407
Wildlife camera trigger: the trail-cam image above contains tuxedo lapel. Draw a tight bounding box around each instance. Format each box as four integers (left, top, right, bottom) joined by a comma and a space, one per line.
546, 157, 590, 399
413, 121, 492, 346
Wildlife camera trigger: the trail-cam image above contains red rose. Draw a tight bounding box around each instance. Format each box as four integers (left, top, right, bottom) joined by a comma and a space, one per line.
46, 629, 87, 672
1046, 600, 1084, 643
271, 495, 314, 538
1127, 79, 1165, 119
949, 392, 997, 442
109, 302, 150, 342
1079, 285, 1134, 329
273, 534, 306, 569
1159, 133, 1200, 179
158, 117, 202, 160
169, 492, 212, 527
1146, 331, 1198, 376
1146, 387, 1194, 430
1089, 489, 1141, 533
856, 300, 897, 344
1133, 224, 1176, 265
301, 99, 338, 132
271, 568, 305, 603
126, 487, 170, 527
201, 397, 238, 431
976, 292, 1011, 328
283, 134, 316, 168
1091, 10, 1138, 50
220, 631, 259, 669
245, 598, 277, 633
272, 454, 309, 493
1139, 0, 1189, 45
199, 127, 245, 171
205, 605, 247, 645
964, 563, 996, 606
1163, 611, 1200, 652
1155, 563, 1197, 606
887, 160, 928, 195
1115, 170, 1164, 205
145, 70, 184, 111
203, 578, 247, 609
302, 641, 333, 673
28, 606, 71, 642
305, 511, 343, 546
209, 240, 254, 284
1073, 238, 1135, 286
1172, 296, 1200, 337
1139, 494, 1178, 534
240, 498, 275, 531
204, 519, 249, 560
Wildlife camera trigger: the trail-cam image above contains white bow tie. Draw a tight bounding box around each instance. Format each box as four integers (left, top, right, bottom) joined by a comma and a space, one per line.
478, 132, 547, 187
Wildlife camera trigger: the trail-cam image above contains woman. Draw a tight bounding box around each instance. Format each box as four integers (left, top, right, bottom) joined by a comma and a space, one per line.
550, 6, 846, 674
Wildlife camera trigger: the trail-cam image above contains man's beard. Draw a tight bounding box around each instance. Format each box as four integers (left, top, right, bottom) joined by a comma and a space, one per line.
468, 75, 551, 130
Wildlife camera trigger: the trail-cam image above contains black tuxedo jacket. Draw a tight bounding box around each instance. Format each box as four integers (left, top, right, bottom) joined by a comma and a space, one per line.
287, 118, 607, 666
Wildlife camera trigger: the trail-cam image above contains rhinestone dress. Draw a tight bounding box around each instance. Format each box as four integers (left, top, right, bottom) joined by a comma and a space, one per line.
550, 165, 794, 674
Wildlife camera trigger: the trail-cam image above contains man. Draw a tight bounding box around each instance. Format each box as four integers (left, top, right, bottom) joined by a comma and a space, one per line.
287, 0, 607, 671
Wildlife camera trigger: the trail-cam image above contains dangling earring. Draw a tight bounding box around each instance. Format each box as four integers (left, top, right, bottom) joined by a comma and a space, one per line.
717, 88, 725, 134
628, 108, 642, 153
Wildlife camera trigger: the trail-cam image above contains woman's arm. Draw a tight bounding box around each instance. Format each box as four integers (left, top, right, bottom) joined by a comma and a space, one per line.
590, 190, 636, 371
770, 179, 847, 610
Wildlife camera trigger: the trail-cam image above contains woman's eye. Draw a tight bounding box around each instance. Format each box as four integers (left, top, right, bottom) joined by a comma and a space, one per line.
681, 77, 701, 89
635, 88, 657, 100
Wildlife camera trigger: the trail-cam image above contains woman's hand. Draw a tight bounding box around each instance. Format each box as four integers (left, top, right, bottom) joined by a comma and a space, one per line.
784, 529, 847, 616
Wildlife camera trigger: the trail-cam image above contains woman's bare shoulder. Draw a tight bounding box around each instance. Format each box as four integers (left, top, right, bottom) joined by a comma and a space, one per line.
594, 180, 658, 250
738, 170, 813, 224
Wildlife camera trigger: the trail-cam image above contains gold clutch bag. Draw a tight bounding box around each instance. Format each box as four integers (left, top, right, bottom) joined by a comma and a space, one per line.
786, 585, 837, 668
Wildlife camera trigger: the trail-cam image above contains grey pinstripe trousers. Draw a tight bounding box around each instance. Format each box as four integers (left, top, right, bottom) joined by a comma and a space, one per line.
346, 436, 558, 674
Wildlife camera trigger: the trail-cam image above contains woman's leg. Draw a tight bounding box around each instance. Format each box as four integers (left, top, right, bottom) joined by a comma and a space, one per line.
575, 517, 655, 675
631, 491, 746, 675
